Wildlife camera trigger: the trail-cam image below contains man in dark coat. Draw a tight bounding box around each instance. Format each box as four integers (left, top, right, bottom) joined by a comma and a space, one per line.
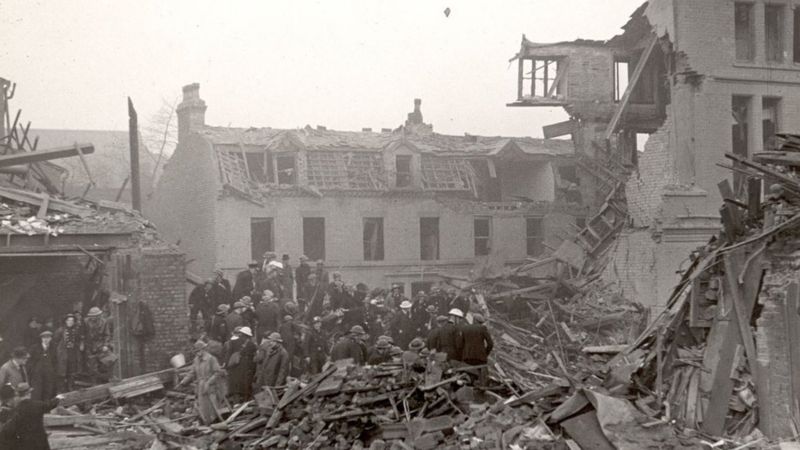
366, 337, 393, 365
28, 330, 58, 402
232, 262, 260, 303
388, 301, 416, 350
226, 301, 246, 338
24, 317, 43, 349
254, 333, 290, 388
278, 315, 302, 375
6, 382, 61, 450
305, 274, 326, 320
426, 315, 449, 351
460, 314, 493, 385
437, 309, 465, 362
209, 304, 230, 343
213, 269, 232, 304
330, 326, 367, 365
279, 254, 294, 300
295, 255, 311, 305
303, 317, 328, 374
189, 280, 215, 332
255, 292, 281, 340
225, 327, 257, 403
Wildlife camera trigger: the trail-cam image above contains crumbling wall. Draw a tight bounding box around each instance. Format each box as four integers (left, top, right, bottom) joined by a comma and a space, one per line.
144, 133, 219, 276
133, 249, 188, 373
624, 109, 677, 228
498, 161, 555, 202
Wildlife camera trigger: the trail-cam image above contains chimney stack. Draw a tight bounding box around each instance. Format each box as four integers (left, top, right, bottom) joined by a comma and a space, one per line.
177, 83, 207, 143
405, 98, 423, 127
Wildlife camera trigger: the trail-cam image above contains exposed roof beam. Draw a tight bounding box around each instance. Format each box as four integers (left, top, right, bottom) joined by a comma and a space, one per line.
0, 143, 95, 168
604, 35, 658, 141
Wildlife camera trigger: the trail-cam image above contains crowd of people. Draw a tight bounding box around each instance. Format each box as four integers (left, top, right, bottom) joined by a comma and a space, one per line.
185, 252, 495, 424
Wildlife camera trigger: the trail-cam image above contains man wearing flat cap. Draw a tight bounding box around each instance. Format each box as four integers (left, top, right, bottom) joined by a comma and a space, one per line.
29, 330, 58, 401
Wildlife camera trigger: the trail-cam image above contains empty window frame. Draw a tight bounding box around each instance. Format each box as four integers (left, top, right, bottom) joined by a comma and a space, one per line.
250, 218, 274, 261
473, 217, 491, 257
363, 218, 384, 261
526, 217, 545, 257
519, 58, 563, 98
396, 155, 412, 188
420, 217, 440, 261
732, 95, 751, 193
735, 3, 755, 61
613, 60, 630, 102
763, 97, 781, 150
765, 4, 784, 63
794, 8, 800, 63
303, 217, 325, 261
245, 152, 272, 183
275, 154, 296, 185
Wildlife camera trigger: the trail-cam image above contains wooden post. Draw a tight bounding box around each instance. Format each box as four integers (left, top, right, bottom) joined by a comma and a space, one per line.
517, 59, 524, 100
128, 97, 141, 212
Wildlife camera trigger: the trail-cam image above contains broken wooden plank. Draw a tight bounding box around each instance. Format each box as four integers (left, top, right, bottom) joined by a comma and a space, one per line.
59, 368, 177, 407
581, 344, 629, 354
0, 143, 95, 168
0, 185, 92, 217
543, 119, 578, 139
604, 34, 658, 140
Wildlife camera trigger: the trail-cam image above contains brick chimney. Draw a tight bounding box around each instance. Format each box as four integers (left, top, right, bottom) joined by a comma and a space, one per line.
177, 83, 207, 143
405, 98, 423, 127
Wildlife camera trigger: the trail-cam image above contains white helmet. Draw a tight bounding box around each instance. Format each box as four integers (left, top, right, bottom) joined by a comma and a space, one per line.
448, 308, 464, 318
238, 326, 253, 337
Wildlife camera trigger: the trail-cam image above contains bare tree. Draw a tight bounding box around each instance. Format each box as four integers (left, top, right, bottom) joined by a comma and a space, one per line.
142, 96, 179, 192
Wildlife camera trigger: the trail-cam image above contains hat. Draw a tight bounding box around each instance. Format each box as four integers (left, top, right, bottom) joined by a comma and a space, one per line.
11, 347, 29, 359
233, 301, 245, 309
241, 297, 253, 306
267, 332, 283, 343
425, 305, 436, 313
247, 260, 259, 268
87, 307, 103, 317
193, 340, 208, 352
263, 290, 274, 299
266, 260, 284, 270
379, 335, 394, 344
312, 316, 322, 323
448, 308, 464, 318
436, 315, 448, 322
284, 302, 298, 313
282, 254, 290, 260
216, 304, 230, 314
473, 313, 486, 324
64, 314, 76, 323
349, 325, 365, 335
238, 327, 253, 337
376, 339, 390, 349
417, 291, 426, 296
391, 283, 401, 290
283, 314, 293, 321
399, 301, 412, 309
39, 330, 53, 338
409, 338, 425, 351
299, 255, 309, 261
14, 382, 32, 396
390, 346, 404, 357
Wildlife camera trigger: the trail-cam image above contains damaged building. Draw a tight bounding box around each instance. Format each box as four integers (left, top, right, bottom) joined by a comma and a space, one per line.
147, 84, 590, 290
0, 78, 187, 376
509, 0, 800, 312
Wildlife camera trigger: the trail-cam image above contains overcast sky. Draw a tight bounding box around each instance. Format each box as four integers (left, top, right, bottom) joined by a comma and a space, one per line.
1, 0, 643, 138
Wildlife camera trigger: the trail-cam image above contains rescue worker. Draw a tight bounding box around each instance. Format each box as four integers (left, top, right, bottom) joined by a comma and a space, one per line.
295, 255, 311, 306
438, 309, 465, 362
28, 330, 58, 402
225, 327, 257, 403
330, 325, 367, 365
226, 301, 246, 335
460, 313, 494, 385
278, 314, 302, 375
212, 269, 232, 306
178, 340, 225, 425
366, 337, 392, 365
209, 304, 230, 343
280, 254, 294, 300
254, 333, 290, 389
303, 317, 328, 374
84, 307, 111, 383
305, 273, 326, 320
426, 315, 449, 351
232, 261, 260, 303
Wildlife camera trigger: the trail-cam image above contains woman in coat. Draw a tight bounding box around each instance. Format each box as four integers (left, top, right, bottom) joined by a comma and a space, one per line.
55, 315, 82, 391
225, 327, 256, 403
178, 340, 225, 424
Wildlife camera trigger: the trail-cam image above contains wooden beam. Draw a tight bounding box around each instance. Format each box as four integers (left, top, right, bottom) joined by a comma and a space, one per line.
0, 143, 94, 168
0, 186, 92, 217
604, 35, 658, 141
543, 120, 578, 139
546, 60, 567, 98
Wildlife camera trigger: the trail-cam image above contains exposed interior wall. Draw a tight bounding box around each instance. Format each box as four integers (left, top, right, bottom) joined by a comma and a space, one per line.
498, 160, 555, 202
144, 134, 219, 276
0, 256, 88, 349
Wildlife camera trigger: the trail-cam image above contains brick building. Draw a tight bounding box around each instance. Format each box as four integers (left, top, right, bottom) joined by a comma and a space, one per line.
146, 84, 586, 293
509, 0, 800, 311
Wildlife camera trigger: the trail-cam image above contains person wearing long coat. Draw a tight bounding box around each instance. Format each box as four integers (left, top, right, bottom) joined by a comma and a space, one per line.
28, 330, 58, 402
225, 328, 256, 403
179, 341, 225, 424
54, 315, 82, 392
254, 334, 290, 388
5, 383, 60, 450
302, 318, 328, 374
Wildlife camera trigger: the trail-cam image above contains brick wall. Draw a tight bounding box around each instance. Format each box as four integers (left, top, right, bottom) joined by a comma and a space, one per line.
624, 109, 677, 228
131, 248, 188, 374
